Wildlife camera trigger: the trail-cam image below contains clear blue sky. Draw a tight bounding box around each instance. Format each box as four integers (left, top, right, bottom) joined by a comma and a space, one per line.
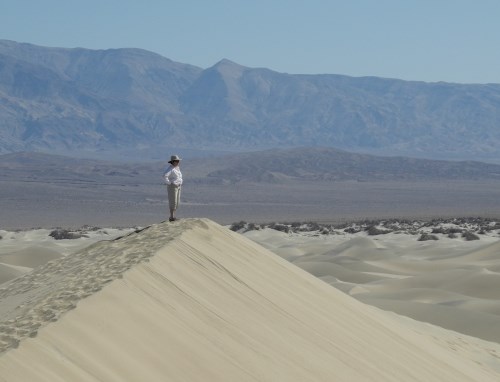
2, 0, 500, 84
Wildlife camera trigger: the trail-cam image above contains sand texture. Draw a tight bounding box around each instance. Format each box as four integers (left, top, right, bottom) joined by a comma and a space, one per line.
1, 219, 500, 381
0, 227, 135, 285
243, 220, 500, 344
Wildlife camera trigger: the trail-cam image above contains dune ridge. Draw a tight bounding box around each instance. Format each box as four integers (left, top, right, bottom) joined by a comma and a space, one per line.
243, 223, 500, 344
0, 227, 136, 285
1, 219, 499, 381
0, 224, 180, 353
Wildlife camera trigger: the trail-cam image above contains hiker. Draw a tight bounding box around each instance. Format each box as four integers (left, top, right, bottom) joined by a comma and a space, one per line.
163, 155, 183, 222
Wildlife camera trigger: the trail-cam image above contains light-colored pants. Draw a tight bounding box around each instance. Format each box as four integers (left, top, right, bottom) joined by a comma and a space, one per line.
167, 184, 181, 211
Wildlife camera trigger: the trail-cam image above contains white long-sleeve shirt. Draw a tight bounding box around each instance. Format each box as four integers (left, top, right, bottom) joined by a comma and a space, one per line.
163, 165, 183, 186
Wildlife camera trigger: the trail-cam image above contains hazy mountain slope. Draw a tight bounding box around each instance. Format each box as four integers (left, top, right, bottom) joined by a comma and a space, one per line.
181, 61, 500, 155
2, 40, 500, 160
0, 40, 201, 152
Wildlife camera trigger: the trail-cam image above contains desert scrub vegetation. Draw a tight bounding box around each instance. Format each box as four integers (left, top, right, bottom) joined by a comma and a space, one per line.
229, 221, 262, 233
431, 227, 463, 235
49, 229, 85, 240
366, 225, 393, 235
268, 223, 292, 233
418, 233, 439, 241
343, 226, 363, 234
229, 221, 247, 232
229, 216, 500, 240
461, 231, 480, 241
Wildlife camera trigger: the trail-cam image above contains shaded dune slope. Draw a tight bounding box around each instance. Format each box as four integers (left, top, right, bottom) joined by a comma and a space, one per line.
1, 219, 499, 381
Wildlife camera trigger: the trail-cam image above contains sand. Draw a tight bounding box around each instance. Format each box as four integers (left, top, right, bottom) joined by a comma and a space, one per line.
243, 224, 500, 344
0, 219, 499, 381
0, 227, 136, 285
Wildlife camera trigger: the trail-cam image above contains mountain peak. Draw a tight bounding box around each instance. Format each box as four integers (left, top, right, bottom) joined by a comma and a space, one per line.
210, 58, 247, 77
213, 58, 244, 67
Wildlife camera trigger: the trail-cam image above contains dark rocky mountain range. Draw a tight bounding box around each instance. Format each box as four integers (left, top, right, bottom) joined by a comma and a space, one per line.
3, 148, 500, 184
2, 40, 500, 161
200, 147, 500, 183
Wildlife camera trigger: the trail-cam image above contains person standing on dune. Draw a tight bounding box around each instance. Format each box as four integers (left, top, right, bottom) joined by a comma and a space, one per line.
163, 155, 183, 222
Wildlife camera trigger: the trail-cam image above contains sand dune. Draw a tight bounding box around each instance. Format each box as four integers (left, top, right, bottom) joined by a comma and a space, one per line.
0, 247, 62, 268
450, 240, 500, 263
1, 219, 500, 381
0, 263, 30, 285
0, 227, 135, 285
245, 227, 500, 344
358, 297, 500, 344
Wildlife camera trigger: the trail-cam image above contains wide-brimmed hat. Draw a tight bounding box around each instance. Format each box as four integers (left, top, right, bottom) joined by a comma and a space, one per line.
168, 155, 181, 164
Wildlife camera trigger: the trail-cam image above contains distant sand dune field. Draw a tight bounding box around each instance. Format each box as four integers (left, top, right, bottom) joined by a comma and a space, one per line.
244, 225, 500, 344
1, 219, 500, 381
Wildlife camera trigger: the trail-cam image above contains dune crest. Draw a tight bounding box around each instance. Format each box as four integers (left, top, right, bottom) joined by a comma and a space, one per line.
1, 219, 499, 381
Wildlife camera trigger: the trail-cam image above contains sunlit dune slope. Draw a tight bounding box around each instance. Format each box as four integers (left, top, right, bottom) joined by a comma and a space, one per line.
0, 219, 499, 381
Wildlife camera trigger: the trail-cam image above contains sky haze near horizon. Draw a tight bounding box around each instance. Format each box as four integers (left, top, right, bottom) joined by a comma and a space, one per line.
2, 0, 500, 84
